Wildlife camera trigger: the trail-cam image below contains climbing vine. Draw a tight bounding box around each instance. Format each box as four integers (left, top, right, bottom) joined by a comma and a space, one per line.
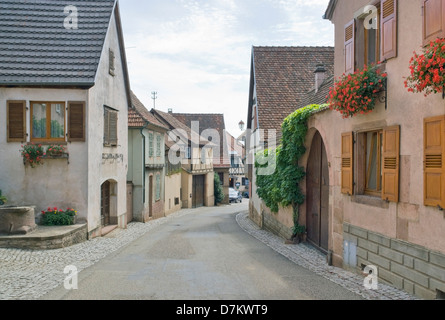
255, 104, 328, 237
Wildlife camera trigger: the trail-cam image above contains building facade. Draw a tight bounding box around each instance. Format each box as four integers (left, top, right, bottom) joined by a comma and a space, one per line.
0, 0, 131, 238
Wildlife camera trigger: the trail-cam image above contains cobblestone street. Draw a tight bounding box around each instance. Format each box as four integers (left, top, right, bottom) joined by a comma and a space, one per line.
0, 205, 418, 300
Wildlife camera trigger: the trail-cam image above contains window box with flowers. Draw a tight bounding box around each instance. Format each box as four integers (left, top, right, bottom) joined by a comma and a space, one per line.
41, 207, 78, 226
328, 63, 388, 118
405, 38, 445, 98
46, 145, 68, 158
20, 143, 45, 168
20, 144, 69, 167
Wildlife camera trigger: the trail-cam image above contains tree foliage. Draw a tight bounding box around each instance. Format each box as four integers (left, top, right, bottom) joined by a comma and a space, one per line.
255, 104, 328, 236
214, 172, 225, 205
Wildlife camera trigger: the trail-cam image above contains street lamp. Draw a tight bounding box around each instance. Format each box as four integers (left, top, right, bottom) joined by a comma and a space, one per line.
238, 120, 245, 131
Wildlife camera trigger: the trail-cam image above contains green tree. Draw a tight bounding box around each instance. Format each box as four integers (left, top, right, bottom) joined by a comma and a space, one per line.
214, 173, 225, 205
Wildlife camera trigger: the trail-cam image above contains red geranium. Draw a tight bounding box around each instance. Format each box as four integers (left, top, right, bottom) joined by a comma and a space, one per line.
327, 63, 387, 118
405, 38, 445, 96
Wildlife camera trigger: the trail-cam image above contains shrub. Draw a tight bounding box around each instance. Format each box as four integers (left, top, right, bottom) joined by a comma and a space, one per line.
214, 173, 225, 205
41, 207, 77, 226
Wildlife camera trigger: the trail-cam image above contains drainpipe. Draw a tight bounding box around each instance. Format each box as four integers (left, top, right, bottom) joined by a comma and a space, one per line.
141, 122, 150, 204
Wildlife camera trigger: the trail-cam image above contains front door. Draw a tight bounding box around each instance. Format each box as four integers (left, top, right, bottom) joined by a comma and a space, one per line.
192, 175, 205, 208
306, 132, 330, 253
101, 181, 111, 227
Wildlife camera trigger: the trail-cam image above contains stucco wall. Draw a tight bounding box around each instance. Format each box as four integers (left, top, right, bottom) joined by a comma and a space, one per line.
0, 88, 89, 220
322, 0, 445, 261
86, 12, 129, 234
165, 172, 181, 216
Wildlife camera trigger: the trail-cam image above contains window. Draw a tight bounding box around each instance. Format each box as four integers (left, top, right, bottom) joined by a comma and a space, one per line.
155, 173, 161, 201
344, 0, 397, 74
156, 134, 162, 157
218, 172, 224, 185
148, 133, 154, 157
422, 0, 445, 46
109, 49, 115, 76
31, 102, 65, 142
104, 107, 118, 147
341, 126, 400, 202
364, 131, 383, 196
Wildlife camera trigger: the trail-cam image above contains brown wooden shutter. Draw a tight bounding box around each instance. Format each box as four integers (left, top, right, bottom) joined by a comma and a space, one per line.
381, 0, 398, 60
424, 116, 445, 208
7, 101, 26, 142
382, 126, 400, 202
344, 20, 355, 74
341, 132, 354, 195
104, 108, 110, 146
422, 0, 445, 46
68, 102, 85, 142
109, 111, 118, 147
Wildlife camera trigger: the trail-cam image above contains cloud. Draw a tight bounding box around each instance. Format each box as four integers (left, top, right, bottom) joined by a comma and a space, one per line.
120, 0, 334, 135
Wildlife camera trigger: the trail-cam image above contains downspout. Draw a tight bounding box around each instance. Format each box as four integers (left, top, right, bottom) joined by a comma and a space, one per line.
141, 122, 150, 204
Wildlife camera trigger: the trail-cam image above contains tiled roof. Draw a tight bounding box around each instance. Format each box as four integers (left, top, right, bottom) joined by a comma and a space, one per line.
298, 76, 334, 109
170, 113, 230, 168
151, 109, 214, 149
129, 91, 169, 130
251, 46, 334, 141
0, 0, 116, 86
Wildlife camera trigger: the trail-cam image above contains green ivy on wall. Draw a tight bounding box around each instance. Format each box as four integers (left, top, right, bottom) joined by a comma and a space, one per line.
255, 104, 328, 237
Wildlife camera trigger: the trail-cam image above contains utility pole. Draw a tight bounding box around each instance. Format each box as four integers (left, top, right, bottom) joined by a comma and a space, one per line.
151, 91, 158, 109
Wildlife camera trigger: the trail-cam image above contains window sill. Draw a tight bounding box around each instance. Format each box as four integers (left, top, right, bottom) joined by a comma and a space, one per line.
352, 195, 389, 209
28, 141, 67, 146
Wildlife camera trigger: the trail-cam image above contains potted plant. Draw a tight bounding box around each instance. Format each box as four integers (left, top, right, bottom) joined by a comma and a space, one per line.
0, 190, 7, 206
20, 143, 45, 168
328, 63, 387, 118
46, 145, 66, 157
405, 38, 445, 97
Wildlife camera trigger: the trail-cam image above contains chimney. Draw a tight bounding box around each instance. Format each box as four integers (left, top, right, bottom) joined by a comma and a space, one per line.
314, 63, 327, 93
168, 108, 173, 114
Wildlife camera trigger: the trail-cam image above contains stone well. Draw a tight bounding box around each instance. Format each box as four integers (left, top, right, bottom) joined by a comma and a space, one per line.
0, 206, 37, 235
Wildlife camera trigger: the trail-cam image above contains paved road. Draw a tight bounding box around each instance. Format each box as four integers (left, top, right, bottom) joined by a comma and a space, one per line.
40, 202, 362, 300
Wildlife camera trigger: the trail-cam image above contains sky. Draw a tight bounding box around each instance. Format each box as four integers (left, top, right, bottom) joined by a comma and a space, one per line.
119, 0, 334, 136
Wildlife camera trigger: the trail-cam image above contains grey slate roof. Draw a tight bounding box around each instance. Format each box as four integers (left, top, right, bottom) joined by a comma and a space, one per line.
0, 0, 116, 87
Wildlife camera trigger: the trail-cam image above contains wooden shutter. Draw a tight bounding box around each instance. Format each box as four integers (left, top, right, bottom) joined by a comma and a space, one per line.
341, 132, 354, 195
104, 108, 109, 145
422, 0, 445, 46
344, 20, 355, 74
381, 0, 398, 60
109, 111, 118, 147
382, 126, 400, 202
7, 101, 26, 142
68, 102, 85, 142
424, 116, 445, 208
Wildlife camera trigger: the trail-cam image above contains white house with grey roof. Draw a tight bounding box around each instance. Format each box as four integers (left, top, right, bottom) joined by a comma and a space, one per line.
0, 0, 131, 238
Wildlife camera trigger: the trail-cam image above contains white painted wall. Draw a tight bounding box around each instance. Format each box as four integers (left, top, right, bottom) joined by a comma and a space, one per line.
0, 88, 89, 220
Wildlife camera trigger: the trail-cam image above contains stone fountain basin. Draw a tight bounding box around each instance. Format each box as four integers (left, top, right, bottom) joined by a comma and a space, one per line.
0, 206, 37, 235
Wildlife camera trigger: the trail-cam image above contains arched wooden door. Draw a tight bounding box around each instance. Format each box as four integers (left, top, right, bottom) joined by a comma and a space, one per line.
306, 131, 330, 253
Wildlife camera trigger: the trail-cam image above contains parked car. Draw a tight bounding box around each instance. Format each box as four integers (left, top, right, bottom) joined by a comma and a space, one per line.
229, 188, 242, 203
